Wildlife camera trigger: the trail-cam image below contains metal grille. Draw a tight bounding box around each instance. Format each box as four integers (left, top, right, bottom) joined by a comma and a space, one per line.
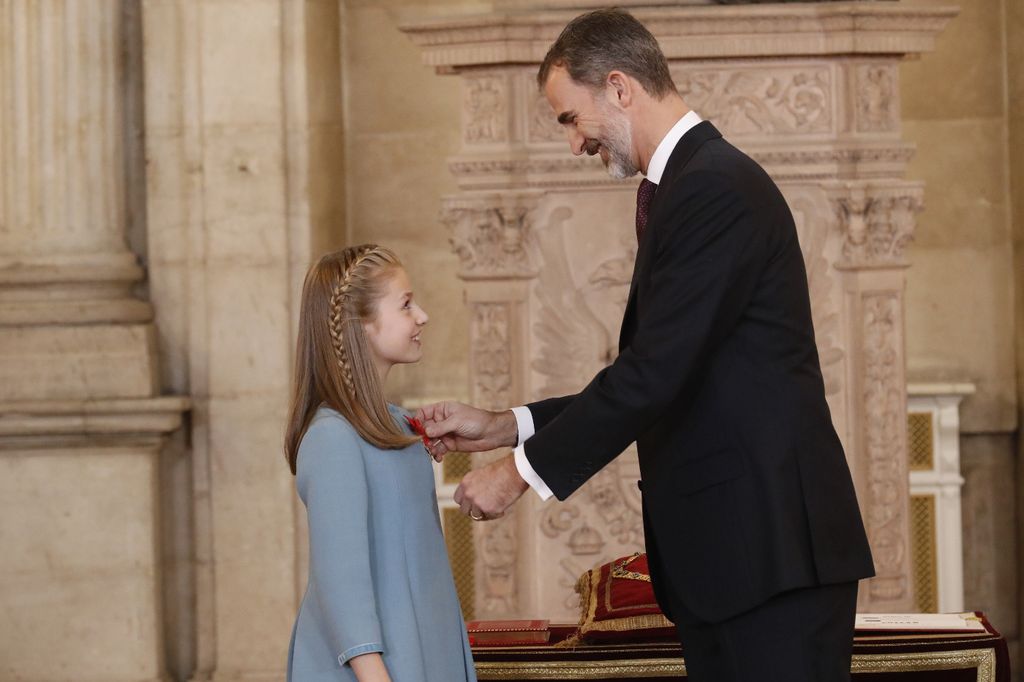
444, 452, 472, 484
910, 494, 938, 613
443, 507, 475, 620
907, 412, 934, 471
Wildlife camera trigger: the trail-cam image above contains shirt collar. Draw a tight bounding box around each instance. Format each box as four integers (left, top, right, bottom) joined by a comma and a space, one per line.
645, 110, 703, 185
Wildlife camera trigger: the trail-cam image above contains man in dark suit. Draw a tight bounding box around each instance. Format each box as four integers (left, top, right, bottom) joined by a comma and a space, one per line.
419, 9, 875, 681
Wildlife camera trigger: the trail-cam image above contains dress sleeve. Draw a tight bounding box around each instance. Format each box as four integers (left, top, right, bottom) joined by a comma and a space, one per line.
296, 416, 385, 666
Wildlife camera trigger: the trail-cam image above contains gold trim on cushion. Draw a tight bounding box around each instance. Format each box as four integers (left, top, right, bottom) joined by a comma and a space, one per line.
603, 567, 661, 616
565, 561, 673, 641
611, 553, 652, 583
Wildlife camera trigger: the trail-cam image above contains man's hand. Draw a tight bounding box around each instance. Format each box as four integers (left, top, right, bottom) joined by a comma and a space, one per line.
454, 454, 530, 520
416, 401, 518, 461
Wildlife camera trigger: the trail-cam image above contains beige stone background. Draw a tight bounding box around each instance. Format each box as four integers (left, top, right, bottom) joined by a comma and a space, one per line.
0, 1, 1020, 681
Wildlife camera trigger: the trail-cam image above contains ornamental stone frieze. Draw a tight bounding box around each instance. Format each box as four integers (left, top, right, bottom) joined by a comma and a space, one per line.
405, 1, 954, 619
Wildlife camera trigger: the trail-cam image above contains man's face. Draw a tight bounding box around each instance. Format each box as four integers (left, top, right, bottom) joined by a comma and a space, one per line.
543, 66, 639, 179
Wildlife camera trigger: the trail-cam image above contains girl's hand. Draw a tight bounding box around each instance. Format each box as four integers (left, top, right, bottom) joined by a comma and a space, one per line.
349, 652, 391, 682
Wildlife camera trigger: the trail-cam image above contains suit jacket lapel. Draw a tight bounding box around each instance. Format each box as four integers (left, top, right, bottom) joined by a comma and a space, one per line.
618, 122, 724, 351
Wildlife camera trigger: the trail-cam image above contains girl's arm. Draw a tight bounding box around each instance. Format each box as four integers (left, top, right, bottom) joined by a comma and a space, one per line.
297, 417, 387, 670
349, 652, 392, 682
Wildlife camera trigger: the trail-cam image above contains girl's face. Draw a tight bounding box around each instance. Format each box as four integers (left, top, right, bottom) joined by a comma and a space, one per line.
363, 267, 429, 379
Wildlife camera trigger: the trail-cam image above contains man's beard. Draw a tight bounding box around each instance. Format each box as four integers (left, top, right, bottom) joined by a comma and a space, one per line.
592, 109, 638, 180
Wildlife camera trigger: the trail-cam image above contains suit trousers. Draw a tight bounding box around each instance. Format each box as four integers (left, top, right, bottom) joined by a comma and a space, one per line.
671, 581, 859, 682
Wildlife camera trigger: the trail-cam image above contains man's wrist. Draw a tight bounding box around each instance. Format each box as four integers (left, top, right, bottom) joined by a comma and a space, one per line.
504, 453, 530, 495
491, 409, 519, 449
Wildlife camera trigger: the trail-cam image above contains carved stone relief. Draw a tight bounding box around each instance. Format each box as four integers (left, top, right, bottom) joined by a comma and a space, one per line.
471, 302, 514, 412
527, 81, 563, 144
478, 512, 518, 616
441, 193, 541, 278
862, 293, 909, 602
828, 183, 923, 267
784, 189, 845, 400
464, 74, 509, 144
672, 64, 834, 137
856, 64, 899, 133
526, 199, 647, 619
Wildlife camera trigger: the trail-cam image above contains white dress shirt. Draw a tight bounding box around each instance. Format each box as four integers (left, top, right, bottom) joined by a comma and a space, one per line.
512, 110, 704, 500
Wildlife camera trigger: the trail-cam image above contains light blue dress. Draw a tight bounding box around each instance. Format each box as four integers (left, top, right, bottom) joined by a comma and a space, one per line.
287, 405, 476, 682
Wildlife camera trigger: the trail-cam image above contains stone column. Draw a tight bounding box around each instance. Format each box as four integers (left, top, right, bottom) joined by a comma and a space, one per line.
0, 3, 188, 682
404, 1, 956, 619
141, 1, 344, 680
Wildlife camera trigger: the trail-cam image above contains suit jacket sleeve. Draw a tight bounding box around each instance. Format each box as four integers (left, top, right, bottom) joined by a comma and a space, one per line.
296, 416, 385, 665
526, 395, 575, 431
525, 171, 766, 500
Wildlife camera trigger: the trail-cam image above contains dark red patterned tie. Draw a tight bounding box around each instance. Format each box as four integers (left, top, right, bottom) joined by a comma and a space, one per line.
635, 178, 657, 242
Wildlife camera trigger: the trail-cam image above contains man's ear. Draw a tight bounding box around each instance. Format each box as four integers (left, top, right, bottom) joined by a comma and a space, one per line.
606, 70, 633, 108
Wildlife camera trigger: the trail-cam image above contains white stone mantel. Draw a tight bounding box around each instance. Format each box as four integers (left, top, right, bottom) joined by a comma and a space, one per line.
404, 1, 956, 620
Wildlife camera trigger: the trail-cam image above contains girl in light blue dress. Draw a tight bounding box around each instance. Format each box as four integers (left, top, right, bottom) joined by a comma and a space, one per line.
284, 245, 476, 682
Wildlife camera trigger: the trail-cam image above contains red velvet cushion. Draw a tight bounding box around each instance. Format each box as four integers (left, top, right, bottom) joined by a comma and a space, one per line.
572, 553, 676, 643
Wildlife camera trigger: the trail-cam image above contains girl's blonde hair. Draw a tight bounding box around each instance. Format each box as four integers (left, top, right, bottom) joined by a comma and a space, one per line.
285, 244, 418, 474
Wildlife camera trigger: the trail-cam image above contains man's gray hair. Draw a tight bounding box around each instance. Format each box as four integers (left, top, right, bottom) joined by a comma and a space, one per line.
537, 9, 676, 98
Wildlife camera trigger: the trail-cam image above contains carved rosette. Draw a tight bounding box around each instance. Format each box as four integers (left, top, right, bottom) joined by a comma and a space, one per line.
827, 182, 924, 268
862, 294, 910, 601
441, 193, 542, 280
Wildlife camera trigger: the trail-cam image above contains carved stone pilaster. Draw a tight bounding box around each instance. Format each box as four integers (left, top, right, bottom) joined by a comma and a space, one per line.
827, 181, 920, 611
861, 294, 911, 603
441, 193, 542, 279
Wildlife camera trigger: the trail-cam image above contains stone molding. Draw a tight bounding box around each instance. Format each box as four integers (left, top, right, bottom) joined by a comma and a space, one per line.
402, 4, 957, 69
0, 397, 190, 448
448, 144, 917, 190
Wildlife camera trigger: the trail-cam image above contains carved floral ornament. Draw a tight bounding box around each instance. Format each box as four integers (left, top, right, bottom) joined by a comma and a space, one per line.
825, 181, 923, 268
672, 65, 833, 137
862, 293, 909, 602
441, 193, 542, 279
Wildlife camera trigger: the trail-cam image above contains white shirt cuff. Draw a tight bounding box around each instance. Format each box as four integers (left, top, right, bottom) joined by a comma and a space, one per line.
514, 443, 553, 501
510, 406, 535, 446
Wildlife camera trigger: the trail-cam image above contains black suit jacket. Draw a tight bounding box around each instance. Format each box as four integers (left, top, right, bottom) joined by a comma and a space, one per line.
525, 121, 875, 623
